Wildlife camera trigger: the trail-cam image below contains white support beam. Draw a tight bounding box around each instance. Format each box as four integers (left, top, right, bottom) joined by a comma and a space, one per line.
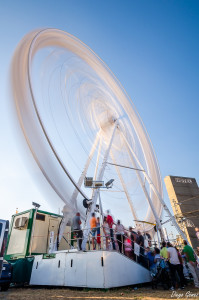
70, 132, 101, 210
121, 132, 163, 238
110, 152, 138, 224
93, 136, 102, 181
99, 192, 104, 222
121, 130, 188, 242
91, 136, 102, 199
59, 132, 100, 243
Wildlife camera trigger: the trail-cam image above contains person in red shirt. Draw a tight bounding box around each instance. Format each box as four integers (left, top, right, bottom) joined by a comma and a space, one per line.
106, 210, 116, 250
96, 217, 101, 249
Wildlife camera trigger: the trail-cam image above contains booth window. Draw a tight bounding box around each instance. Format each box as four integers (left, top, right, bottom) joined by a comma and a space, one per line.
36, 213, 45, 221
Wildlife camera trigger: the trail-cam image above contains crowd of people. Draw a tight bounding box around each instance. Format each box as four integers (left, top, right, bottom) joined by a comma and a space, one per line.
72, 210, 199, 290
145, 240, 199, 289
72, 210, 138, 253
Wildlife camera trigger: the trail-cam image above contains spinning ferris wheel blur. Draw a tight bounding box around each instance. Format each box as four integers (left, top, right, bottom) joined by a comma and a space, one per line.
11, 28, 184, 242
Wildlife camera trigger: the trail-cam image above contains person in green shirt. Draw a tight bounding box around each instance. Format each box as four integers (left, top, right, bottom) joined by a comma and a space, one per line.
160, 241, 168, 259
183, 240, 199, 288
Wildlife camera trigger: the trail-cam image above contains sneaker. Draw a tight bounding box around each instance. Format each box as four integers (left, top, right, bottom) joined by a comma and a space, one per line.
170, 287, 175, 291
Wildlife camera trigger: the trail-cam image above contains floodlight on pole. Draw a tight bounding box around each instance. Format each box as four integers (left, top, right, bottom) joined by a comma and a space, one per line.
84, 177, 114, 189
32, 202, 41, 209
105, 179, 114, 188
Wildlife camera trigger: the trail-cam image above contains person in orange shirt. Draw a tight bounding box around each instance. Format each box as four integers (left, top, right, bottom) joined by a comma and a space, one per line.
90, 212, 97, 250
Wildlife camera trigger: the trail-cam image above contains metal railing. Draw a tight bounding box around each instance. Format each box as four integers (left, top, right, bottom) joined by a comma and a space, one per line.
63, 226, 151, 270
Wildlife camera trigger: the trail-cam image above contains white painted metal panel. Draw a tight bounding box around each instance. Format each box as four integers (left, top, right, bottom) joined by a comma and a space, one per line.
86, 251, 104, 288
30, 250, 151, 288
103, 251, 151, 288
64, 252, 87, 287
30, 253, 65, 286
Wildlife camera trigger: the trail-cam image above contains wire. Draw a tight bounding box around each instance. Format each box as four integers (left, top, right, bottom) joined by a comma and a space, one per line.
107, 162, 145, 172
175, 209, 199, 217
179, 195, 199, 204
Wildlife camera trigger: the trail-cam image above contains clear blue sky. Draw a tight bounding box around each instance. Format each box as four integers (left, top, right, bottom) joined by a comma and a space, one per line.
0, 0, 199, 234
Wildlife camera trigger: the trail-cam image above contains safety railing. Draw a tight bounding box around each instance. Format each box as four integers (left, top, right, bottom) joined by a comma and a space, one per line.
64, 226, 151, 270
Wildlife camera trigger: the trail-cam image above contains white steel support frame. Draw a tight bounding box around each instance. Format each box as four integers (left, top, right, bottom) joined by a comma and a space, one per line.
98, 192, 104, 224
70, 132, 101, 211
121, 131, 163, 241
81, 121, 118, 250
121, 130, 188, 243
98, 191, 104, 220
93, 136, 102, 181
110, 152, 138, 223
91, 136, 102, 199
59, 132, 100, 243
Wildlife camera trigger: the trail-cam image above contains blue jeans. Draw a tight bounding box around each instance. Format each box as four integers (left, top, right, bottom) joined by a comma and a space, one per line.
110, 228, 116, 250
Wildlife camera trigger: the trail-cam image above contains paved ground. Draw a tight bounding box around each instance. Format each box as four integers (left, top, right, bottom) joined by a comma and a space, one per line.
1, 285, 199, 300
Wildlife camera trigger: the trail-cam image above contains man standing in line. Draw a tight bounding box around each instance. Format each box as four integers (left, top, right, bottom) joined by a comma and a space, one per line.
167, 242, 185, 290
183, 240, 199, 288
106, 210, 116, 250
129, 226, 135, 260
136, 231, 144, 264
115, 220, 125, 253
72, 212, 83, 250
90, 212, 97, 250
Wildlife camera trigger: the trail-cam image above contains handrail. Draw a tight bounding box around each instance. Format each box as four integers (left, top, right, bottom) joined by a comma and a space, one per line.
67, 226, 151, 269
68, 225, 155, 253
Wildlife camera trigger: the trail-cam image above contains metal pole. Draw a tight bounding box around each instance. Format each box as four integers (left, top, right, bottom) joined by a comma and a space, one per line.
91, 136, 102, 199
99, 191, 104, 221
93, 136, 102, 181
29, 207, 38, 256
156, 225, 161, 248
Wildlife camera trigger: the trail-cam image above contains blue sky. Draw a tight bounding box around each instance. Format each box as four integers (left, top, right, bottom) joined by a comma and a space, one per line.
0, 0, 199, 236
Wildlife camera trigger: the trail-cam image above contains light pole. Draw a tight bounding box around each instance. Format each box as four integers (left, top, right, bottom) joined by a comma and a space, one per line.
29, 202, 40, 256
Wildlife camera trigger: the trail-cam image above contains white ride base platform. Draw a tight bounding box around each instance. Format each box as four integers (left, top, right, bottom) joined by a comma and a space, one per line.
30, 250, 151, 288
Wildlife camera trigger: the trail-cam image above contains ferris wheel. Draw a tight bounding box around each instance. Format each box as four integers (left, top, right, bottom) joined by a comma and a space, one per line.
11, 28, 179, 243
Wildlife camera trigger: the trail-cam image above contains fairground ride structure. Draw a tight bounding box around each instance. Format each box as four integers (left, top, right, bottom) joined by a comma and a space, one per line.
10, 28, 187, 248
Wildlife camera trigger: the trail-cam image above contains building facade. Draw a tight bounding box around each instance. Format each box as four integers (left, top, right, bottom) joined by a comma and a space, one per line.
164, 176, 199, 251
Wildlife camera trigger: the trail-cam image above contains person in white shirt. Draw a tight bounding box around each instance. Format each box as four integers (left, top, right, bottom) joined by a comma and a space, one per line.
167, 242, 185, 290
115, 220, 125, 253
103, 216, 110, 250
